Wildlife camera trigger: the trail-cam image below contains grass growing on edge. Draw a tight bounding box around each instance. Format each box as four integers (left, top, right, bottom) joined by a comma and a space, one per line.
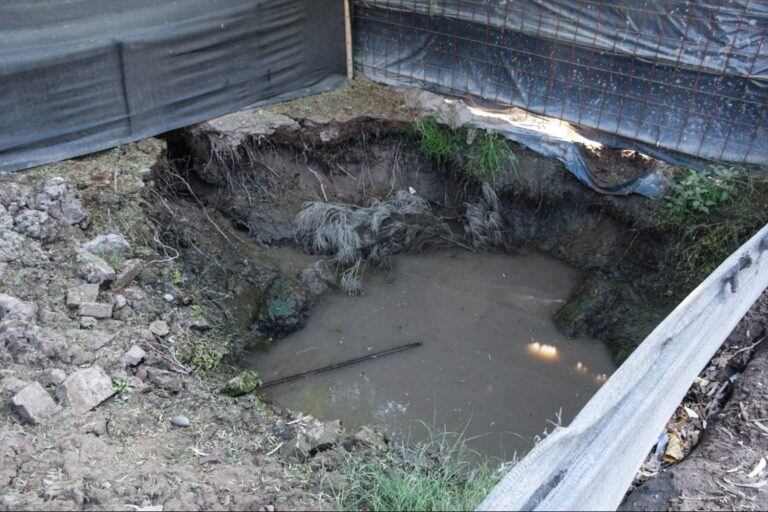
325, 427, 504, 511
655, 167, 768, 287
412, 117, 460, 167
466, 132, 518, 182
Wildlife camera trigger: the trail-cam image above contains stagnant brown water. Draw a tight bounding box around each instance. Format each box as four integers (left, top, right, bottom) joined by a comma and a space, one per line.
245, 250, 616, 456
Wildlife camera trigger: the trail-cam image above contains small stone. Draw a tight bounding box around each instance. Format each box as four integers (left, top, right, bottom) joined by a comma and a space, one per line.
111, 259, 143, 291
66, 283, 100, 308
78, 302, 113, 319
83, 234, 132, 261
145, 366, 183, 394
57, 366, 114, 414
0, 376, 28, 399
134, 368, 148, 381
122, 286, 147, 301
11, 382, 61, 424
149, 320, 170, 337
113, 294, 127, 309
79, 316, 97, 329
255, 277, 310, 337
37, 368, 67, 387
221, 370, 262, 397
13, 209, 52, 240
0, 294, 37, 322
351, 425, 388, 451
163, 294, 175, 303
36, 177, 88, 225
38, 309, 66, 324
170, 415, 190, 427
75, 249, 116, 284
199, 453, 221, 465
306, 420, 343, 449
79, 329, 115, 353
121, 345, 147, 367
190, 317, 211, 331
285, 419, 343, 461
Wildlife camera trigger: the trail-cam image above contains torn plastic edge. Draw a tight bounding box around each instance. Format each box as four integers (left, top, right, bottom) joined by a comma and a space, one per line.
494, 122, 666, 198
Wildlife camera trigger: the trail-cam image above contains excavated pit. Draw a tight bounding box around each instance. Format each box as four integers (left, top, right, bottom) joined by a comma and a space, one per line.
155, 114, 677, 455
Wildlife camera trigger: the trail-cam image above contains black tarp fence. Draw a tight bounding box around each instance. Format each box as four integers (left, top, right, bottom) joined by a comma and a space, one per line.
0, 0, 347, 174
354, 0, 768, 192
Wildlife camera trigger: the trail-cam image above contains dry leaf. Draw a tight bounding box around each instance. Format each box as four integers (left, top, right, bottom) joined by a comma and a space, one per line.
683, 406, 699, 419
664, 432, 685, 462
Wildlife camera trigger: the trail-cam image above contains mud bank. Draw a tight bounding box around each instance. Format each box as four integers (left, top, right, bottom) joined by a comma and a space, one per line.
162, 106, 676, 364
155, 85, 768, 509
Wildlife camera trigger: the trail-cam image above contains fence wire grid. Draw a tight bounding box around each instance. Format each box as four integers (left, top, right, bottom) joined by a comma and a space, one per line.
353, 0, 768, 165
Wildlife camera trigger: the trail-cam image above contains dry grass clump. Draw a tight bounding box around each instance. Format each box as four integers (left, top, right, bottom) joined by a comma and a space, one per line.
294, 191, 452, 293
464, 182, 505, 249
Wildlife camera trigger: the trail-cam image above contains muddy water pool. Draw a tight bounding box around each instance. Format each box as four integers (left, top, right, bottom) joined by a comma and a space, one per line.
244, 250, 616, 456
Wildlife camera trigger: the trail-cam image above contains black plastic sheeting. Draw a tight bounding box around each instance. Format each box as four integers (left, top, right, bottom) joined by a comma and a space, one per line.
354, 0, 768, 196
0, 0, 347, 174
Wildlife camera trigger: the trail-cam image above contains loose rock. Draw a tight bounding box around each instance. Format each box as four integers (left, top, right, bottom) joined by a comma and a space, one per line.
0, 294, 38, 322
286, 419, 344, 461
36, 177, 88, 225
11, 382, 61, 424
79, 316, 97, 329
66, 283, 99, 308
13, 209, 53, 240
149, 320, 170, 337
221, 370, 262, 397
75, 249, 116, 284
37, 368, 67, 387
78, 302, 113, 319
0, 376, 29, 399
350, 425, 388, 451
255, 277, 310, 337
83, 234, 132, 261
113, 294, 128, 309
111, 259, 143, 291
170, 415, 190, 427
57, 366, 114, 414
121, 345, 147, 367
145, 366, 183, 394
190, 317, 210, 331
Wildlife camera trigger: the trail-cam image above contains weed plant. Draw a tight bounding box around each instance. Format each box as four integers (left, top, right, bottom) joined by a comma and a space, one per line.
325, 426, 503, 511
412, 117, 460, 167
466, 132, 518, 182
656, 167, 768, 286
412, 118, 518, 185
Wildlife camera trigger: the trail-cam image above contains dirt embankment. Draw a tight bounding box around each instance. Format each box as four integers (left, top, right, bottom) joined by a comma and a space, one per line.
0, 141, 390, 511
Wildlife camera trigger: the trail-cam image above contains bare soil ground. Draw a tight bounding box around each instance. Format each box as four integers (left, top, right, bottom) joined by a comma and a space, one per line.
0, 142, 349, 511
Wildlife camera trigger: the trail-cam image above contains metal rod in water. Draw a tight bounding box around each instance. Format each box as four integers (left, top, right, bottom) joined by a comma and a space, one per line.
259, 341, 423, 389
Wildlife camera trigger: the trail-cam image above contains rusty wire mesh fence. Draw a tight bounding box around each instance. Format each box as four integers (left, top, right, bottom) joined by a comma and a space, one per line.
353, 0, 768, 165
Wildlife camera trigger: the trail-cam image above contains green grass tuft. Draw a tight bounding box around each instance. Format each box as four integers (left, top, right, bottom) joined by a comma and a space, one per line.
412, 117, 460, 167
325, 427, 503, 511
466, 132, 518, 181
655, 167, 768, 287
